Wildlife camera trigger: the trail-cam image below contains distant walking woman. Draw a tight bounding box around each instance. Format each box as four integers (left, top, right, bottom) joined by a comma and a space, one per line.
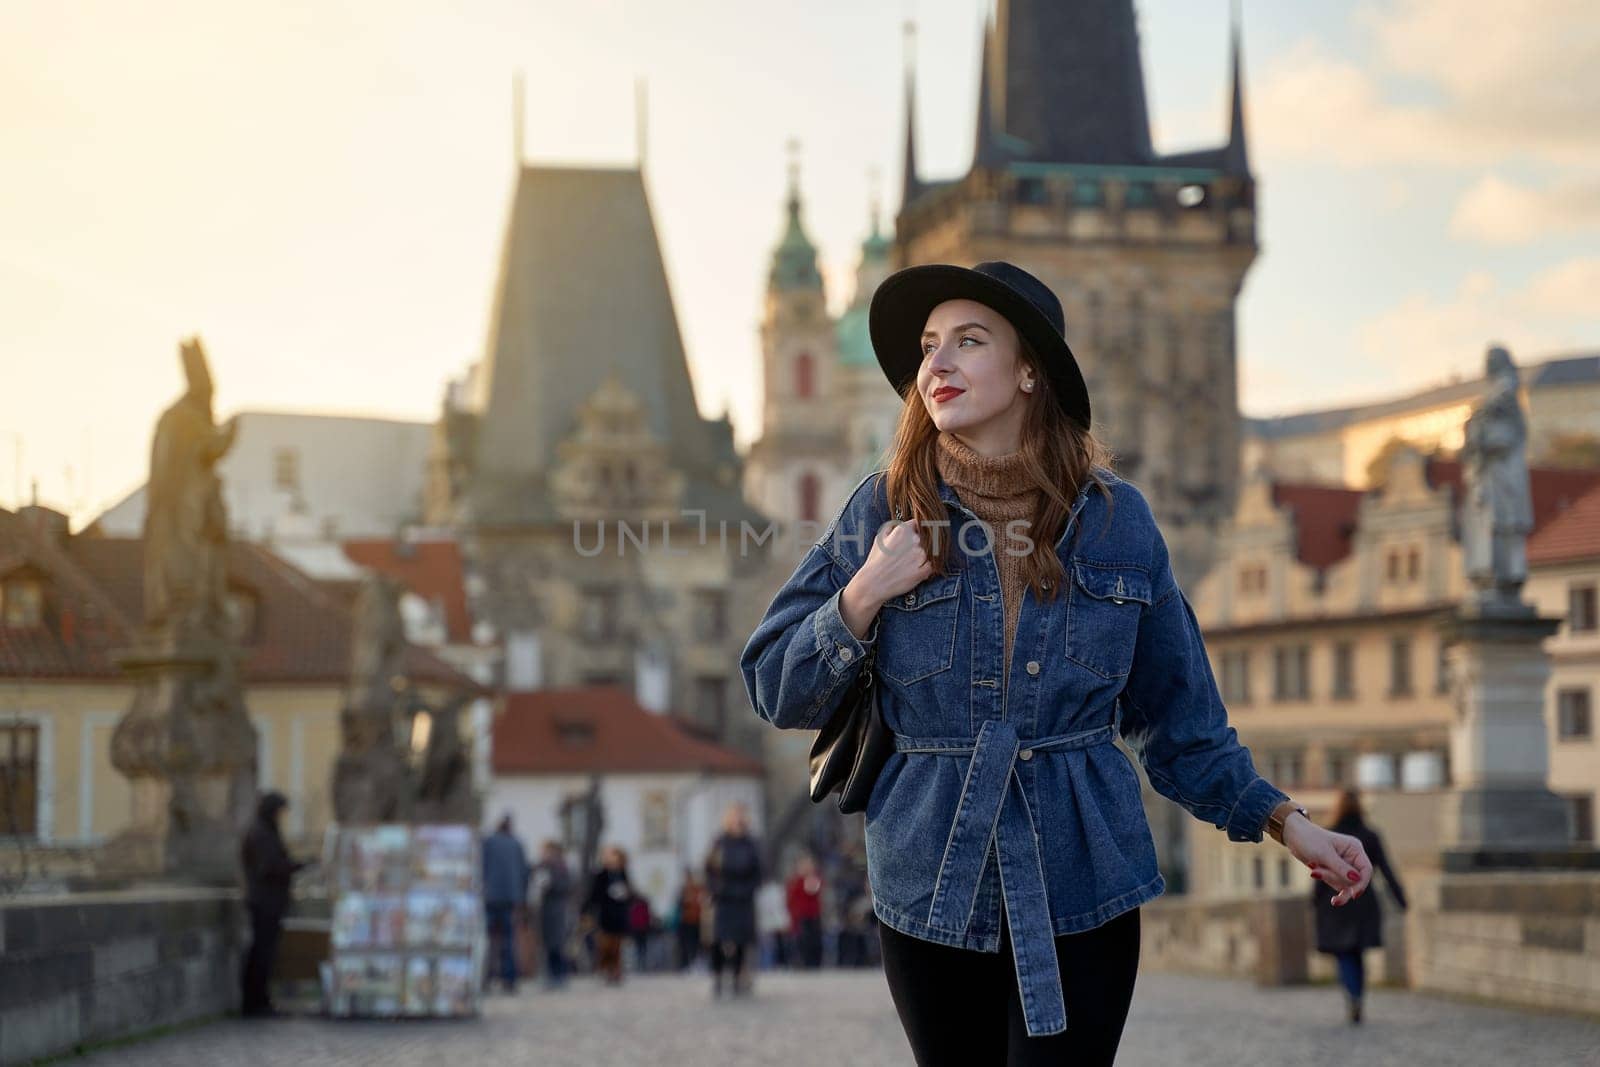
705, 802, 763, 997
1313, 788, 1408, 1024
740, 261, 1377, 1065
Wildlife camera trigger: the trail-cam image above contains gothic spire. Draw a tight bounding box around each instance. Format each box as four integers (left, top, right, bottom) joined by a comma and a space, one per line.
900, 21, 922, 209
1222, 3, 1251, 178
973, 13, 1005, 168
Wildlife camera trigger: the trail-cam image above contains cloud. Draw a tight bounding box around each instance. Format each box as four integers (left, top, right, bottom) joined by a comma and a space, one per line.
1449, 174, 1600, 245
1522, 258, 1600, 316
1251, 1, 1600, 169
1352, 262, 1599, 383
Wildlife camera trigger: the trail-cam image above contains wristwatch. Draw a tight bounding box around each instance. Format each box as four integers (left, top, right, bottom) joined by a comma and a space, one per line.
1265, 799, 1308, 845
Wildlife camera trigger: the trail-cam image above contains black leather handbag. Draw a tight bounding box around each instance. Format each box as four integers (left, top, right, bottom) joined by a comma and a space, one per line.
807, 645, 894, 814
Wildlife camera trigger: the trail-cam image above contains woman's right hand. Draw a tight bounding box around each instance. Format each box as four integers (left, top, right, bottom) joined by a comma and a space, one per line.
841, 518, 936, 639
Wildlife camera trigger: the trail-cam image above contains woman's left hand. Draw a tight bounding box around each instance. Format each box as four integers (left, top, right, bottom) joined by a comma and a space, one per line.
1281, 813, 1371, 906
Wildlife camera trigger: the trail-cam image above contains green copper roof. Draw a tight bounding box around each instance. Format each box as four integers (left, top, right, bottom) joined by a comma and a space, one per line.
836, 303, 875, 368
769, 193, 822, 291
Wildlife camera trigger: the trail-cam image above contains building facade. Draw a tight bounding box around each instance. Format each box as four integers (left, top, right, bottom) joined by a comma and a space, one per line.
1187, 443, 1600, 900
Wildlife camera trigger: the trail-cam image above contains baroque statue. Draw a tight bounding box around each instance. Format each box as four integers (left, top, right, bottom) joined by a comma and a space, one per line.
1459, 345, 1535, 615
108, 337, 258, 883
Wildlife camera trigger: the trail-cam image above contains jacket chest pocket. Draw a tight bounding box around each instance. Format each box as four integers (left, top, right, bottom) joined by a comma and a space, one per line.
1064, 561, 1151, 679
876, 571, 963, 686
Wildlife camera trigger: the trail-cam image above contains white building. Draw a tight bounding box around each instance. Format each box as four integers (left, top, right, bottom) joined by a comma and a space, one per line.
92, 410, 432, 543
487, 686, 765, 918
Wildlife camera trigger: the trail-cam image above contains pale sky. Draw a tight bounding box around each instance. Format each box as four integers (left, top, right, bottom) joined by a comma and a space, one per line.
3, 0, 1597, 526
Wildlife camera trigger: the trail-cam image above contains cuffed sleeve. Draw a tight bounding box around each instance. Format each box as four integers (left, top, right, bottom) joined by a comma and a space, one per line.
740, 541, 878, 732
1117, 527, 1290, 844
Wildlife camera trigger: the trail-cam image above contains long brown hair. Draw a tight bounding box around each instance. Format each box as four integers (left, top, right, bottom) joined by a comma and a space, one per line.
1330, 788, 1365, 826
881, 333, 1116, 604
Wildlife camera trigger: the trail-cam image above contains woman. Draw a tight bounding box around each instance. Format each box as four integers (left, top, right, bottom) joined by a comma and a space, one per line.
582, 845, 635, 985
705, 802, 763, 997
673, 867, 706, 971
740, 260, 1375, 1066
1312, 788, 1408, 1025
786, 854, 825, 969
533, 840, 573, 989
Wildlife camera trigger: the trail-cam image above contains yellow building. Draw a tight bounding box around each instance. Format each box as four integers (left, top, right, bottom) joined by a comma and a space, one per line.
1242, 352, 1600, 490
0, 502, 481, 876
1526, 485, 1600, 845
1186, 447, 1600, 900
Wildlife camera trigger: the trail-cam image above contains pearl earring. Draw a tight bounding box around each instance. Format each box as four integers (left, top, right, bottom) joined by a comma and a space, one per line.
1022, 380, 1035, 393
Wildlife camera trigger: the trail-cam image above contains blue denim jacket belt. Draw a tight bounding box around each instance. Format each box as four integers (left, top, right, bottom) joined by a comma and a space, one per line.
739, 466, 1290, 1037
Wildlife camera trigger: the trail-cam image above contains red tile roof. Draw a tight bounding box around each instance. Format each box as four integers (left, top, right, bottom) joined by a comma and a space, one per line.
492, 686, 763, 777
1270, 484, 1365, 570
0, 506, 480, 690
341, 538, 473, 643
1528, 484, 1600, 566
1425, 459, 1600, 533
1266, 461, 1600, 572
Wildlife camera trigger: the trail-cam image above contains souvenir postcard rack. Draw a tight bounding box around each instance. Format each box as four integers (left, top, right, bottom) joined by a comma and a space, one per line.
324, 823, 484, 1018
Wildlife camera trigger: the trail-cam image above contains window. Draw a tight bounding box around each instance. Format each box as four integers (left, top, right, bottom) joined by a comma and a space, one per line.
1272, 644, 1310, 701
0, 576, 44, 628
1266, 750, 1303, 788
692, 589, 727, 642
1237, 564, 1267, 596
798, 472, 821, 525
1407, 547, 1421, 581
641, 790, 672, 850
1558, 689, 1592, 740
0, 722, 39, 838
1219, 650, 1251, 705
556, 719, 595, 747
1569, 794, 1595, 844
793, 351, 815, 399
580, 586, 620, 641
695, 676, 728, 734
273, 447, 300, 492
1252, 855, 1264, 890
1331, 641, 1356, 700
1385, 549, 1401, 583
1014, 177, 1049, 205
1325, 750, 1348, 787
1388, 636, 1413, 697
1569, 584, 1598, 633
1435, 642, 1451, 694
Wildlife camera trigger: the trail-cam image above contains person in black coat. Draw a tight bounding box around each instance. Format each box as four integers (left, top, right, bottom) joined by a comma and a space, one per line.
239, 791, 306, 1017
705, 802, 763, 997
583, 845, 636, 984
1311, 788, 1408, 1024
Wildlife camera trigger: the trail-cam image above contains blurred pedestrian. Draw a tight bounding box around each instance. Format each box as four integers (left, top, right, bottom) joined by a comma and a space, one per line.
673, 868, 706, 971
482, 813, 530, 993
239, 790, 306, 1018
584, 845, 635, 985
756, 878, 788, 969
786, 854, 825, 969
532, 839, 573, 989
705, 802, 762, 997
1312, 788, 1408, 1024
628, 892, 653, 972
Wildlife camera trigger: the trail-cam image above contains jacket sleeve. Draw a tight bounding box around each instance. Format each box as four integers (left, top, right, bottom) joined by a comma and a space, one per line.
1370, 834, 1408, 909
739, 539, 881, 731
1117, 522, 1289, 844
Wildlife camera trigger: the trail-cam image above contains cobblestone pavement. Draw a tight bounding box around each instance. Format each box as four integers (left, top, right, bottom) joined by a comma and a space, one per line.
79, 969, 1600, 1066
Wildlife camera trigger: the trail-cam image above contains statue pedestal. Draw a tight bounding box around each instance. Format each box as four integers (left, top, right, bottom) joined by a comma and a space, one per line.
1438, 609, 1570, 870
102, 635, 258, 885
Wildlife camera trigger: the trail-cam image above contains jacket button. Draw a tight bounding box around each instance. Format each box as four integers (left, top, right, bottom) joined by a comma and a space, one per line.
1018, 748, 1033, 761
904, 593, 916, 606
1025, 660, 1040, 675
838, 646, 853, 662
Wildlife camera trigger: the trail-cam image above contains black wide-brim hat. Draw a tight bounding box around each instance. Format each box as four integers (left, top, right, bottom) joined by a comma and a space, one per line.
868, 260, 1091, 430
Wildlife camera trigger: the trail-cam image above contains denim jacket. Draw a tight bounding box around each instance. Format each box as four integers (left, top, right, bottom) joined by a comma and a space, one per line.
739, 466, 1289, 1037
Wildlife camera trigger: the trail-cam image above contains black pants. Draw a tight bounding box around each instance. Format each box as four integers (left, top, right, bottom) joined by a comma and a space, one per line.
878, 906, 1140, 1067
241, 905, 283, 1015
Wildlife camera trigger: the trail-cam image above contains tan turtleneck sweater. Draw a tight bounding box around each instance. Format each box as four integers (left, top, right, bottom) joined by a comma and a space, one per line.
934, 431, 1042, 679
